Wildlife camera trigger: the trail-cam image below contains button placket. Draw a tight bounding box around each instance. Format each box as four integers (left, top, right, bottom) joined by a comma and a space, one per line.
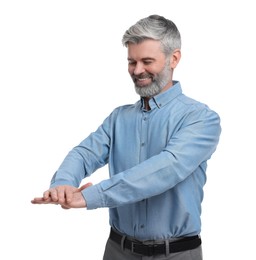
138, 112, 149, 234
139, 112, 148, 161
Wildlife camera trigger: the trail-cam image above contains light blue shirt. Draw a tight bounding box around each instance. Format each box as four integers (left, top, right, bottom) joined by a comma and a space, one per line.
51, 81, 221, 240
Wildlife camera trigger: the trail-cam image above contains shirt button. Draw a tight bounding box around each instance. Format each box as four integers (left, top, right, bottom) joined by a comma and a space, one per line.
141, 142, 145, 147
140, 224, 145, 229
143, 117, 147, 121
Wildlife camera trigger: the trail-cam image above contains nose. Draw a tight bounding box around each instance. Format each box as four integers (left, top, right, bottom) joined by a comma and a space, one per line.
133, 62, 145, 75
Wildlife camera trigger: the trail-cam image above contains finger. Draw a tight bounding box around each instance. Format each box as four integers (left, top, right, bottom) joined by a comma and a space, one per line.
61, 205, 71, 210
48, 188, 58, 202
65, 187, 74, 203
57, 188, 65, 204
31, 197, 45, 204
43, 190, 50, 200
78, 182, 93, 191
31, 197, 57, 204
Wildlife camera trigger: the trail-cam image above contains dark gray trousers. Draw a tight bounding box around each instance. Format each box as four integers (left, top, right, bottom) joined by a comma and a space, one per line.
103, 237, 203, 260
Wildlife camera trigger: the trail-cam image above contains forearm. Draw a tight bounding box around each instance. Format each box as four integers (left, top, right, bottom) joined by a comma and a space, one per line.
50, 122, 111, 188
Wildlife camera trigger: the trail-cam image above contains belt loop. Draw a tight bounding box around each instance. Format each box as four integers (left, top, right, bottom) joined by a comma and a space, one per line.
121, 235, 126, 251
165, 239, 170, 257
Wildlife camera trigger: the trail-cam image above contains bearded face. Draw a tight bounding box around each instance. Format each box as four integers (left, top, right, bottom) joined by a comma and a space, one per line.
132, 60, 171, 97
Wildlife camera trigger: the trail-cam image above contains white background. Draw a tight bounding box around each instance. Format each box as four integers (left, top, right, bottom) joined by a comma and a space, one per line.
1, 0, 255, 259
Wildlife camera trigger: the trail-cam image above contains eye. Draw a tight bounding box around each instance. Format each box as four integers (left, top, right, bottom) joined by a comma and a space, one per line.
128, 60, 136, 66
142, 59, 154, 65
143, 61, 152, 65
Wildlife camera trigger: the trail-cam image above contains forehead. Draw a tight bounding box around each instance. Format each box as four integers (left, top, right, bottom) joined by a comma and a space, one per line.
127, 39, 165, 60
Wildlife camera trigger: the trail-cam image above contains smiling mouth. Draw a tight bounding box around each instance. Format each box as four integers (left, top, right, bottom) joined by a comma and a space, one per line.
134, 76, 152, 87
137, 77, 149, 81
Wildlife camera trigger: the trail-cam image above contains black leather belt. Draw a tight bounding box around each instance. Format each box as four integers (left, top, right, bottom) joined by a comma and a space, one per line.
109, 228, 201, 256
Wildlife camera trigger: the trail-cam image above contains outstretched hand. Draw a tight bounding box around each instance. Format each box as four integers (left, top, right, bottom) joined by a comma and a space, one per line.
31, 182, 92, 209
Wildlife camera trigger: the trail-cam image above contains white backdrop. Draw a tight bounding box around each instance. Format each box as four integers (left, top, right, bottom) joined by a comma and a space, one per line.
1, 0, 255, 259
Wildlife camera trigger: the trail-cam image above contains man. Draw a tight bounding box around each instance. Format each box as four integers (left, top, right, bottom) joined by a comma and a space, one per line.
32, 15, 221, 259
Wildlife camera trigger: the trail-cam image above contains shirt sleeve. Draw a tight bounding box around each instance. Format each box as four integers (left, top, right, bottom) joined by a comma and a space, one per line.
50, 111, 114, 188
82, 107, 221, 209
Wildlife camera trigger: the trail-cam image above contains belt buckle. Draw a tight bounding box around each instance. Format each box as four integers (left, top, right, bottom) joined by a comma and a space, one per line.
131, 241, 141, 256
131, 241, 157, 256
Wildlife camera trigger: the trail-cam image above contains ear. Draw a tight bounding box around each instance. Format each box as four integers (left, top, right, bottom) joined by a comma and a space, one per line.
170, 49, 181, 69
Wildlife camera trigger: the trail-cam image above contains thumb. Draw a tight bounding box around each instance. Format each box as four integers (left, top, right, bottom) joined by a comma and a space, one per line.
78, 182, 93, 191
61, 205, 71, 210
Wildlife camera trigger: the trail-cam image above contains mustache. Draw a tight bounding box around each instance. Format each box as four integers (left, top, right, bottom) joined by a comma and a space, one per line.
132, 73, 154, 80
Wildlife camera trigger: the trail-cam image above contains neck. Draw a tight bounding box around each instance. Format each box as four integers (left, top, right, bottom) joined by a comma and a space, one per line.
143, 97, 151, 111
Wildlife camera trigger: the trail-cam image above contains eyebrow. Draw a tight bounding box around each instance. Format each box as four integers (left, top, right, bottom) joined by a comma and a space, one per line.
127, 57, 156, 62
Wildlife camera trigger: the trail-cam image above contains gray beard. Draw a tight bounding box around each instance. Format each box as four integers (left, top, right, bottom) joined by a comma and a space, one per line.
135, 81, 162, 97
134, 62, 171, 98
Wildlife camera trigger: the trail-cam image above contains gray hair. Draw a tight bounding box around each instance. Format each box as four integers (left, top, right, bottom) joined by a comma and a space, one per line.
122, 15, 181, 56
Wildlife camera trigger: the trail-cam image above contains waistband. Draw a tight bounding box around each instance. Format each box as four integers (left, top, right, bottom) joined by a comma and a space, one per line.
109, 228, 201, 257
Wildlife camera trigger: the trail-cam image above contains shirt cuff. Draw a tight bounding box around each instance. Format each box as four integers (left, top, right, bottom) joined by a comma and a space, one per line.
81, 184, 103, 210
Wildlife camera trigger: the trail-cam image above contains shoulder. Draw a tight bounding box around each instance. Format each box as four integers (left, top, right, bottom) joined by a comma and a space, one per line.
111, 101, 141, 114
172, 94, 221, 128
102, 101, 140, 124
178, 93, 217, 113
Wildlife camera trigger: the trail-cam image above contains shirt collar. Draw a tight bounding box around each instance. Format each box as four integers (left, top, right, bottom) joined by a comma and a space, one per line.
140, 81, 182, 110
